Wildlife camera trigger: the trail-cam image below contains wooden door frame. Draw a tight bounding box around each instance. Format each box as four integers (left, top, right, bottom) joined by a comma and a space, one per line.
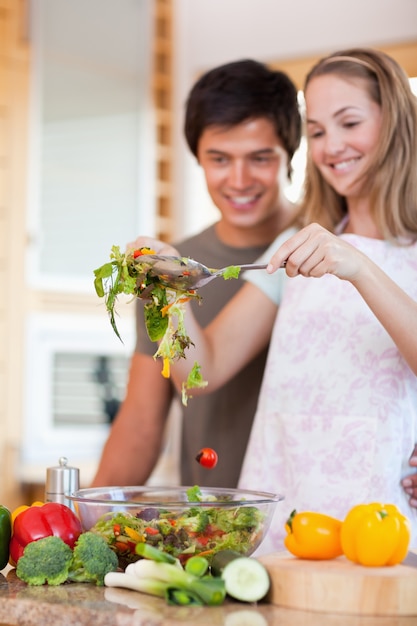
270, 40, 417, 90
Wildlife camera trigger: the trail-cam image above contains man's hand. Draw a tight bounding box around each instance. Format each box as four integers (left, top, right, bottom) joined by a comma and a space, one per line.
402, 444, 417, 508
127, 236, 179, 257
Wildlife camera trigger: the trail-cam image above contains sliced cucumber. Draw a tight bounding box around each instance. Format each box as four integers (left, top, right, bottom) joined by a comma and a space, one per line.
211, 550, 270, 603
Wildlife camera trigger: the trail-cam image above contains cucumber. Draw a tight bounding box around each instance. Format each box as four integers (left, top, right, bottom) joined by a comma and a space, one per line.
211, 550, 270, 603
211, 549, 242, 576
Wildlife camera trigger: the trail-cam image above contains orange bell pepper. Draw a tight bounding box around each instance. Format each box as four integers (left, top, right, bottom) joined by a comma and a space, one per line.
11, 501, 44, 527
341, 502, 411, 566
284, 509, 343, 560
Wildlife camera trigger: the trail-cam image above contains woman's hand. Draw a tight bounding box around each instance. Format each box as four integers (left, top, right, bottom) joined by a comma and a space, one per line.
267, 223, 417, 377
126, 236, 179, 257
267, 223, 365, 281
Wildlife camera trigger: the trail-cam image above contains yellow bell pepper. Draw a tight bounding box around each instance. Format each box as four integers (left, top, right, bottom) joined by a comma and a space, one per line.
132, 247, 156, 258
161, 357, 170, 378
341, 503, 411, 567
124, 526, 144, 543
284, 510, 343, 560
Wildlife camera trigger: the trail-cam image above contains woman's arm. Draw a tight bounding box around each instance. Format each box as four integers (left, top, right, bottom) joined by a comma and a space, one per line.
267, 223, 417, 376
349, 257, 417, 376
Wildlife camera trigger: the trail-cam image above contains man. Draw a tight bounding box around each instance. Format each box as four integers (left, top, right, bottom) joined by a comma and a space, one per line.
91, 59, 301, 488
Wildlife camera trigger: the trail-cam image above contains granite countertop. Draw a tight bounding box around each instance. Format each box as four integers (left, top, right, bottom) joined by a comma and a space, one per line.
1, 567, 417, 626
0, 567, 274, 626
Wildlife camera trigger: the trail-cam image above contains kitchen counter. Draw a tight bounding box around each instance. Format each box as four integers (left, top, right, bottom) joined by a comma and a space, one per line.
1, 567, 417, 626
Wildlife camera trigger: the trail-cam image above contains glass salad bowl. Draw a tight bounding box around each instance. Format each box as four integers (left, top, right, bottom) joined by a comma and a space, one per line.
67, 485, 283, 566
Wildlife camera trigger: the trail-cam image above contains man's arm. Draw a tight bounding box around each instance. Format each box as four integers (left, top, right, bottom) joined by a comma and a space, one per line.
402, 444, 417, 509
91, 352, 173, 486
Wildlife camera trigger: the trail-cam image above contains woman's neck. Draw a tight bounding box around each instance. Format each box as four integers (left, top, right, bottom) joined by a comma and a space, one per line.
344, 198, 383, 239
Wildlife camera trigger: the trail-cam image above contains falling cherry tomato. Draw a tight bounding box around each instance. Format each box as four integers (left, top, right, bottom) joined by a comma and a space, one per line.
195, 447, 218, 469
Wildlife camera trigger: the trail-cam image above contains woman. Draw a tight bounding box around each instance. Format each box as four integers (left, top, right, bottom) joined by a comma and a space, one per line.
137, 49, 417, 552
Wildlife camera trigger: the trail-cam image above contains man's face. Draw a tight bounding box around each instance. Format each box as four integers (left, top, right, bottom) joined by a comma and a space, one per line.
197, 118, 288, 229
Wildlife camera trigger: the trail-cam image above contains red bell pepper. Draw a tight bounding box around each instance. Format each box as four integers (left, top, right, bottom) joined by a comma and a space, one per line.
9, 502, 82, 564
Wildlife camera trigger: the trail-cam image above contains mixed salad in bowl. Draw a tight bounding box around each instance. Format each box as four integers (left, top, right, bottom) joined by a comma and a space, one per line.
69, 485, 282, 566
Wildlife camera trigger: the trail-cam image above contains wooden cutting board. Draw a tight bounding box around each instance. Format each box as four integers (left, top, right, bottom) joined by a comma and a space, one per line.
258, 551, 417, 616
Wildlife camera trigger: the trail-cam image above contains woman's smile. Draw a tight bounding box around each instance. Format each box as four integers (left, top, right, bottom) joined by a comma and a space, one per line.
305, 74, 383, 201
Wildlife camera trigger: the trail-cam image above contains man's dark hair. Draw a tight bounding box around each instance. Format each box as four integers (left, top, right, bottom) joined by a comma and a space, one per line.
184, 59, 302, 177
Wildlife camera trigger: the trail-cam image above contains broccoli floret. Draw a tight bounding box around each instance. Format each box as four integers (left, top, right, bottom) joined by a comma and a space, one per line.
178, 510, 210, 533
67, 531, 118, 586
15, 532, 119, 588
16, 536, 73, 586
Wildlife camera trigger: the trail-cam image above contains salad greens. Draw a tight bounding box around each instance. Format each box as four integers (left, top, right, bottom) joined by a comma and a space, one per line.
181, 362, 207, 406
93, 245, 194, 343
90, 486, 265, 567
94, 246, 242, 404
93, 245, 206, 404
221, 266, 241, 280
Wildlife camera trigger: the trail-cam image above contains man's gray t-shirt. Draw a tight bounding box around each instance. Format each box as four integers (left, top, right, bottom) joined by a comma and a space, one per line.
135, 224, 270, 488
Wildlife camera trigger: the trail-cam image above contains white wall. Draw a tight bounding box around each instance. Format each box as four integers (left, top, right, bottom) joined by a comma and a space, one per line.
171, 0, 417, 238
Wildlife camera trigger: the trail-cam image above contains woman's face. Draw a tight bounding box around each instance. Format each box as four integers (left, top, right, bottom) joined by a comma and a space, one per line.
305, 74, 383, 201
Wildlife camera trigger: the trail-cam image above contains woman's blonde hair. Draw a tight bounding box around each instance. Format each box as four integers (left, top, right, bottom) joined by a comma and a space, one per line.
300, 48, 417, 242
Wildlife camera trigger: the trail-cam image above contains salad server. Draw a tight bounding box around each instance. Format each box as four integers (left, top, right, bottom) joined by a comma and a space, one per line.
134, 254, 285, 291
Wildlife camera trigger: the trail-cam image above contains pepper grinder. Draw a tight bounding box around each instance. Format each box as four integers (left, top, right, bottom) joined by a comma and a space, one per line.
45, 457, 80, 513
